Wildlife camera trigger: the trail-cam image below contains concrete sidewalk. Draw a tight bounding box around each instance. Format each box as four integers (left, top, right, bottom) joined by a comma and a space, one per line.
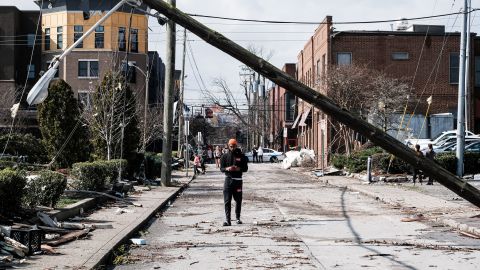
19, 171, 193, 270
295, 168, 480, 237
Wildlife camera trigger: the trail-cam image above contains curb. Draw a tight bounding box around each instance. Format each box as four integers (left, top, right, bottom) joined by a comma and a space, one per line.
296, 168, 480, 238
88, 174, 196, 269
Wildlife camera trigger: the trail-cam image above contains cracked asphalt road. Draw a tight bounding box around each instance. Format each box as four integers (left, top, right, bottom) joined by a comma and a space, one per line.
114, 164, 480, 269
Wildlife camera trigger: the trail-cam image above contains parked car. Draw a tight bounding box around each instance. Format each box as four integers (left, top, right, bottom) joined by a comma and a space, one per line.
442, 141, 480, 154
245, 148, 286, 163
431, 136, 480, 150
405, 130, 478, 149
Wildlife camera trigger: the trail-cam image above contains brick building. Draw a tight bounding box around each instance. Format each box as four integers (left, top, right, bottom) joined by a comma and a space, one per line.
294, 16, 479, 167
268, 63, 297, 151
0, 6, 42, 131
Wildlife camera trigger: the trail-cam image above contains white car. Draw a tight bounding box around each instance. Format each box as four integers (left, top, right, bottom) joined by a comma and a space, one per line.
245, 148, 286, 163
405, 130, 478, 149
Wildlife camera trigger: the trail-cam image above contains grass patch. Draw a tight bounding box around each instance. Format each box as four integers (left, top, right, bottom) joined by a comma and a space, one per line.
56, 196, 82, 208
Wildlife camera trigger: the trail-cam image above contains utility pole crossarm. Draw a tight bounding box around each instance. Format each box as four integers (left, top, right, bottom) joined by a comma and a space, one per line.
143, 0, 480, 207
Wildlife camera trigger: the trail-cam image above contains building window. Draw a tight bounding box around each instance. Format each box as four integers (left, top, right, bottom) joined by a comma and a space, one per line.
337, 52, 352, 65
392, 52, 409, 60
118, 27, 126, 51
78, 91, 93, 109
121, 61, 136, 83
95, 26, 104, 48
74, 25, 83, 48
78, 60, 99, 78
475, 56, 480, 87
46, 61, 59, 78
57, 26, 63, 49
449, 52, 459, 84
45, 28, 50, 50
285, 92, 295, 121
27, 65, 35, 79
27, 34, 35, 47
131, 29, 138, 53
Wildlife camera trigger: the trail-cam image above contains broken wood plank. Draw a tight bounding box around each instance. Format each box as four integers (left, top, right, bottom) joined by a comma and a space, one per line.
459, 231, 480, 239
64, 190, 142, 207
46, 228, 91, 247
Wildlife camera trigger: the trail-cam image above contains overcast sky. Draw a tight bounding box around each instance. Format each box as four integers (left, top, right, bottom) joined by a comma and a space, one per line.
1, 0, 477, 105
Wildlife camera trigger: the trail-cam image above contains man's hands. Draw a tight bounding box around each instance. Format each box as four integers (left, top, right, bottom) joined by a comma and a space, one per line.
226, 165, 240, 172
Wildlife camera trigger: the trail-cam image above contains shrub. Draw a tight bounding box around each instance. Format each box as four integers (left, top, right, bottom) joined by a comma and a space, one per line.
372, 153, 411, 174
96, 159, 127, 184
0, 169, 27, 214
331, 154, 347, 169
0, 160, 16, 170
144, 152, 162, 180
344, 147, 384, 173
0, 133, 48, 163
435, 152, 480, 175
71, 162, 107, 191
71, 159, 128, 191
24, 170, 67, 208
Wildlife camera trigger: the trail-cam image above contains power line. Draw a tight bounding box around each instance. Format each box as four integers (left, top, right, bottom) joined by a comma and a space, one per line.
185, 9, 479, 25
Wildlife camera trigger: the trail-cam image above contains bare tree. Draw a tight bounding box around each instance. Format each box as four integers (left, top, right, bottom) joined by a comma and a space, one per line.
368, 73, 411, 133
83, 71, 139, 160
322, 65, 412, 156
321, 65, 373, 156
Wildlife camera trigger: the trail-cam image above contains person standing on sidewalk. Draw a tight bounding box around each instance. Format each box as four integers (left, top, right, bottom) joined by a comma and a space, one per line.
214, 146, 222, 168
425, 143, 436, 185
412, 144, 424, 185
220, 139, 248, 226
252, 146, 258, 163
257, 146, 264, 163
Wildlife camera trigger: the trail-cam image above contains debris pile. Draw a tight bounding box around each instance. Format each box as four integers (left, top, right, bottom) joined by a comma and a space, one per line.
282, 149, 316, 169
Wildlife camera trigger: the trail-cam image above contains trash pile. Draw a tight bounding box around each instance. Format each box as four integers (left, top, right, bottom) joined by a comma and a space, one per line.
282, 149, 316, 169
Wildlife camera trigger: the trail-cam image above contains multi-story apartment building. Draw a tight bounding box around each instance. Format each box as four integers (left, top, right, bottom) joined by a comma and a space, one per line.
0, 6, 42, 131
294, 16, 479, 167
36, 0, 150, 107
268, 64, 297, 152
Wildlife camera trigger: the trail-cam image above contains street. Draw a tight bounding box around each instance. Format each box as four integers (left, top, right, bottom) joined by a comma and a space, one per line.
114, 164, 480, 269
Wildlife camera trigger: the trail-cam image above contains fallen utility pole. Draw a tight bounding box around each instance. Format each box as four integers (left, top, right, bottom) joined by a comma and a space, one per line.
143, 0, 480, 208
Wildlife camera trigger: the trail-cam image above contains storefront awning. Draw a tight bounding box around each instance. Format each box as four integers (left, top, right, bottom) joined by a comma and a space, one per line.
298, 107, 312, 127
291, 113, 302, 129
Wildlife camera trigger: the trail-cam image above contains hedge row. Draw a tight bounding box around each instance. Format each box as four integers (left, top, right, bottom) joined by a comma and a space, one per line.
71, 159, 127, 191
24, 170, 67, 208
0, 169, 68, 214
332, 148, 480, 175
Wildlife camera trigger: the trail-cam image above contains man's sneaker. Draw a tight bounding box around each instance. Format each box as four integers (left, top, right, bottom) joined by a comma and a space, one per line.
223, 221, 231, 226
236, 219, 243, 224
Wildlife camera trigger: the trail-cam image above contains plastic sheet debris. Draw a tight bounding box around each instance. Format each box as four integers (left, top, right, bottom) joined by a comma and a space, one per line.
282, 149, 316, 169
130, 238, 146, 245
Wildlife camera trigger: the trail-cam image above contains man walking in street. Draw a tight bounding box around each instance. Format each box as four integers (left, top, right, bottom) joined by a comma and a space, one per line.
425, 143, 436, 185
220, 139, 248, 226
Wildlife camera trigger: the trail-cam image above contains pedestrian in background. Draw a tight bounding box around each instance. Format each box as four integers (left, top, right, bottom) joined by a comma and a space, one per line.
425, 143, 436, 185
257, 146, 264, 163
193, 153, 202, 175
214, 145, 222, 168
252, 146, 258, 163
207, 148, 213, 164
412, 144, 423, 185
220, 139, 248, 226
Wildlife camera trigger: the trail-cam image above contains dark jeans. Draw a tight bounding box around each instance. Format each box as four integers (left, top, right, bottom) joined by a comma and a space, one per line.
253, 154, 257, 163
412, 168, 423, 184
223, 177, 243, 222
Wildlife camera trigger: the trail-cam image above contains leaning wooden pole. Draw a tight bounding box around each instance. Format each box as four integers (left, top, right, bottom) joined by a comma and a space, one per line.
144, 0, 480, 208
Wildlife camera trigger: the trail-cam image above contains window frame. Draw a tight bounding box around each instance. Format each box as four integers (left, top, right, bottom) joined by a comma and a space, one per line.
95, 25, 104, 49
74, 25, 83, 48
45, 28, 50, 50
449, 52, 459, 84
118, 27, 126, 51
78, 90, 93, 110
391, 52, 409, 60
130, 29, 138, 53
78, 59, 99, 79
57, 26, 63, 49
27, 64, 35, 79
336, 52, 352, 65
